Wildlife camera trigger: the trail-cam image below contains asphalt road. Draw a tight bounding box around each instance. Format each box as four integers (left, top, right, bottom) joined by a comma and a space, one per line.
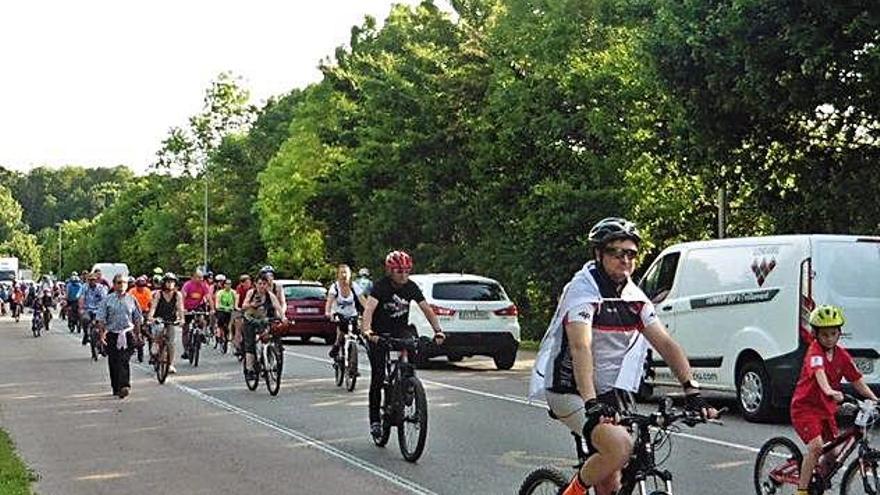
0, 311, 809, 494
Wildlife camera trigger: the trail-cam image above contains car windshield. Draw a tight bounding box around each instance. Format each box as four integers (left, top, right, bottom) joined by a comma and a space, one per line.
0, 270, 15, 281
284, 284, 327, 300
432, 281, 507, 301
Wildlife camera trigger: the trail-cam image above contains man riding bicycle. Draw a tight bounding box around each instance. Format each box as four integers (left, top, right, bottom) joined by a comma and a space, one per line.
65, 273, 85, 327
79, 273, 108, 346
128, 276, 154, 362
361, 250, 446, 440
180, 269, 214, 360
529, 217, 718, 495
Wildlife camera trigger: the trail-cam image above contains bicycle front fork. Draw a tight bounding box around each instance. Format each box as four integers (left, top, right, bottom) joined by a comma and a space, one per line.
636, 470, 672, 495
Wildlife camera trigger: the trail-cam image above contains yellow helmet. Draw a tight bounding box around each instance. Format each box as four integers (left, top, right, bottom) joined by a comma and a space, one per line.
809, 305, 845, 329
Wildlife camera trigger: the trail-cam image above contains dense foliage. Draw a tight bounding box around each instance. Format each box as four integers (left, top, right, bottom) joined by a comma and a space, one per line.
2, 0, 877, 337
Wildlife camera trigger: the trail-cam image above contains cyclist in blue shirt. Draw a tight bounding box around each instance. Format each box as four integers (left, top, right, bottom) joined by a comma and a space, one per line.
65, 274, 85, 331
79, 273, 108, 345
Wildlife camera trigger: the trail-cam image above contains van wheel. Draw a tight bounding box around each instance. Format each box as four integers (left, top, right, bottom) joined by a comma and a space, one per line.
737, 360, 775, 422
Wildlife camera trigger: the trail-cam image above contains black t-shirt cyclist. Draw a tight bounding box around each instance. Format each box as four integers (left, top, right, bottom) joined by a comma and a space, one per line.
370, 276, 424, 337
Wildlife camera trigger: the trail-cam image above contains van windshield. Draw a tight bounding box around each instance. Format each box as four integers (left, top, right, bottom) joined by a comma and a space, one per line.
825, 241, 880, 298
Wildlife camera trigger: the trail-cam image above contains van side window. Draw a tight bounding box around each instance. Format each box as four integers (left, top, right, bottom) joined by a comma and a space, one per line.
640, 253, 681, 303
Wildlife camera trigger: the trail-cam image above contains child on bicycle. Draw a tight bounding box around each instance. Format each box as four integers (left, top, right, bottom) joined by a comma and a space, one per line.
790, 305, 878, 494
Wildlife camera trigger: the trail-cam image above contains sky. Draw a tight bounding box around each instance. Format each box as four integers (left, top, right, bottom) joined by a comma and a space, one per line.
0, 0, 446, 174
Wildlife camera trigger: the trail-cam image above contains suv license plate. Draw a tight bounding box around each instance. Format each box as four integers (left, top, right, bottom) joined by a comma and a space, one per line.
855, 358, 875, 375
459, 310, 489, 320
297, 307, 320, 314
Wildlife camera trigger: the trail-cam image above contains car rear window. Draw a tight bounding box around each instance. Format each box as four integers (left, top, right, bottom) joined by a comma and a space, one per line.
432, 281, 507, 301
283, 285, 327, 300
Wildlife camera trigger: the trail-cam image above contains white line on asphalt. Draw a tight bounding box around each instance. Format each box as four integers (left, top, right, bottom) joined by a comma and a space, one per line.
284, 349, 544, 407
171, 383, 439, 495
58, 325, 438, 495
284, 349, 766, 456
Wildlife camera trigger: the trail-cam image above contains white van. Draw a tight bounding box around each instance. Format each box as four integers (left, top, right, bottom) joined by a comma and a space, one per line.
91, 263, 130, 283
638, 235, 880, 422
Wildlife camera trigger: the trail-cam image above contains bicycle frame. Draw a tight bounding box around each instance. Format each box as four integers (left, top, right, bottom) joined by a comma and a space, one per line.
339, 316, 361, 360
769, 419, 864, 487
379, 337, 419, 426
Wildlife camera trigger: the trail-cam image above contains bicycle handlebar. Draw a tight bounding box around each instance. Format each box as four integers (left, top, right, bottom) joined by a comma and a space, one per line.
150, 318, 180, 326
374, 335, 428, 352
620, 402, 727, 429
331, 313, 358, 322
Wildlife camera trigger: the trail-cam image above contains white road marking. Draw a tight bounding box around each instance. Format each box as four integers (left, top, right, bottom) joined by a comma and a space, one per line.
58, 324, 438, 495
284, 348, 767, 456
172, 382, 438, 495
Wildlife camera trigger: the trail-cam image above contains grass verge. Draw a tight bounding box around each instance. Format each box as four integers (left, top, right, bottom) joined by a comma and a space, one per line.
0, 428, 35, 495
519, 339, 540, 352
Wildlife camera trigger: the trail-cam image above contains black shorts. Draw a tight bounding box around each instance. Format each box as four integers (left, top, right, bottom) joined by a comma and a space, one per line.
216, 311, 231, 328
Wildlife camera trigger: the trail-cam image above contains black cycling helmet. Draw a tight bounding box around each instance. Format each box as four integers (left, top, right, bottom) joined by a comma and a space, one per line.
588, 217, 642, 248
163, 272, 178, 282
259, 265, 276, 276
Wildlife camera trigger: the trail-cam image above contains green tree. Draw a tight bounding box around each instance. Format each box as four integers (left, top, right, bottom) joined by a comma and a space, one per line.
647, 0, 880, 235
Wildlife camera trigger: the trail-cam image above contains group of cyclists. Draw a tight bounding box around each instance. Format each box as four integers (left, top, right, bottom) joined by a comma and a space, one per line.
2, 216, 876, 494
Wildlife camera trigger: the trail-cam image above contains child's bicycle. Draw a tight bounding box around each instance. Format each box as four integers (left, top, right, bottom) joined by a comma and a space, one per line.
519, 396, 723, 495
754, 396, 880, 495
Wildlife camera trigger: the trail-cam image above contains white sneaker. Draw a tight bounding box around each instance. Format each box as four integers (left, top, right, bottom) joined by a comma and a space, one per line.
169, 365, 177, 374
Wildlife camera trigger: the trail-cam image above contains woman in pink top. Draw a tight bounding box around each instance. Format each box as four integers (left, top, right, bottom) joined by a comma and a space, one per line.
180, 270, 213, 360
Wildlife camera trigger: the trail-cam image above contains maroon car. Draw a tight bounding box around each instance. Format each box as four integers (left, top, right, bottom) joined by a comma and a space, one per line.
277, 279, 335, 343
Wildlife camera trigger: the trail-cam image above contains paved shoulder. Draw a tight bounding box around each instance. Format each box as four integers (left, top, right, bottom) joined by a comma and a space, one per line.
0, 317, 409, 495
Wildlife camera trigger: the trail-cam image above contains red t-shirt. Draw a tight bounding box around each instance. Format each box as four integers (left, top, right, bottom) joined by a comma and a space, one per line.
236, 284, 252, 309
790, 340, 862, 418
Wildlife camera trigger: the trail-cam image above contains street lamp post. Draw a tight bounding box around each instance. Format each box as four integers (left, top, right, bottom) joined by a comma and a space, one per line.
55, 223, 63, 276
203, 168, 209, 273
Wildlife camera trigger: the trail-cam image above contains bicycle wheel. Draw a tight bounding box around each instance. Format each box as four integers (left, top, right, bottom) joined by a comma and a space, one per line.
156, 343, 169, 384
334, 354, 345, 387
89, 330, 98, 361
244, 359, 259, 391
754, 436, 803, 495
192, 335, 201, 367
841, 456, 880, 495
518, 466, 569, 495
398, 376, 428, 462
373, 385, 393, 447
345, 340, 358, 392
264, 343, 283, 396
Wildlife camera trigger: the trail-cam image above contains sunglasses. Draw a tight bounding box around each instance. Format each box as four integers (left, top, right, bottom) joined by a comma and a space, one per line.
603, 247, 639, 261
115, 281, 127, 285
391, 268, 411, 274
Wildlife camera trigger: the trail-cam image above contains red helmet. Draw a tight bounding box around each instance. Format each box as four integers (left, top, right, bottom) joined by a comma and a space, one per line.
385, 250, 413, 272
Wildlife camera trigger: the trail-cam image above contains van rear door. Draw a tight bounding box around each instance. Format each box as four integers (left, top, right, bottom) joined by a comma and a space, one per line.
812, 237, 880, 379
